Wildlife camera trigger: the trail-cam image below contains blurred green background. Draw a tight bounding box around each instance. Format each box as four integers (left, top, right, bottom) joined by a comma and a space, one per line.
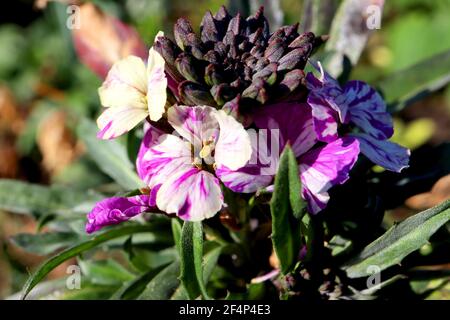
0, 0, 449, 299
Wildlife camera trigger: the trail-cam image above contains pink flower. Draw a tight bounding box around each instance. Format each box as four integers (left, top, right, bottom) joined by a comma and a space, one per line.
137, 105, 252, 221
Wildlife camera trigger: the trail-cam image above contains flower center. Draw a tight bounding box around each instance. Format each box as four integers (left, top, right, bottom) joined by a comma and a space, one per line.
193, 138, 216, 169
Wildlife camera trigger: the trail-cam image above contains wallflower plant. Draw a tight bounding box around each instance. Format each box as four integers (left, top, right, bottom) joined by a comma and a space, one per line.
8, 3, 450, 301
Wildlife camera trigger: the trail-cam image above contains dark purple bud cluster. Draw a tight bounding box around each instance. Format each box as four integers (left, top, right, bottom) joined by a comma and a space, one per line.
154, 6, 322, 110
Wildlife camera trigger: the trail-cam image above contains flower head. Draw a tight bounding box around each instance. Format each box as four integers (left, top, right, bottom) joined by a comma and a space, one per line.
137, 105, 252, 221
306, 61, 410, 172
96, 33, 168, 140
154, 6, 322, 115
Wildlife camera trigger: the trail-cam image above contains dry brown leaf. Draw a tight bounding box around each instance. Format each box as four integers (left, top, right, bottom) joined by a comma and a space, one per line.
37, 111, 84, 175
406, 174, 450, 210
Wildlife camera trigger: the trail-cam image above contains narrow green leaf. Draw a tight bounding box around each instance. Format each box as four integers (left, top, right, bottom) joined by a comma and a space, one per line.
377, 49, 450, 113
171, 218, 182, 255
137, 261, 182, 300
78, 259, 135, 286
0, 179, 102, 217
180, 221, 209, 299
77, 119, 143, 189
21, 224, 160, 299
10, 232, 81, 256
287, 148, 306, 219
343, 200, 450, 278
270, 145, 302, 274
112, 264, 169, 300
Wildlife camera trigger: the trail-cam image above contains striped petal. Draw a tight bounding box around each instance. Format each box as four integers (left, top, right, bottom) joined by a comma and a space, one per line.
306, 61, 349, 122
168, 105, 219, 149
214, 110, 252, 170
156, 167, 223, 221
96, 105, 148, 139
345, 81, 393, 139
350, 133, 410, 172
139, 133, 193, 189
299, 137, 360, 214
307, 96, 339, 143
86, 195, 151, 233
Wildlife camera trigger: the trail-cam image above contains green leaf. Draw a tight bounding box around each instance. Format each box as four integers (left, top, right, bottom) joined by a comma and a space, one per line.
343, 200, 450, 278
77, 119, 143, 189
171, 218, 182, 255
21, 224, 161, 299
270, 145, 302, 274
180, 221, 209, 299
377, 49, 450, 113
0, 179, 102, 217
78, 259, 135, 286
10, 232, 81, 256
287, 149, 306, 219
137, 261, 183, 300
111, 264, 169, 300
324, 0, 382, 77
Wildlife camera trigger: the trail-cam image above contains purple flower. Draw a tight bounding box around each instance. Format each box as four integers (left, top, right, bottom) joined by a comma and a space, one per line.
216, 103, 360, 214
306, 61, 410, 172
86, 195, 152, 233
136, 105, 252, 221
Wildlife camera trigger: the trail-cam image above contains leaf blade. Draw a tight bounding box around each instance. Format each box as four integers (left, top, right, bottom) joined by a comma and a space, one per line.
77, 119, 143, 190
343, 200, 450, 278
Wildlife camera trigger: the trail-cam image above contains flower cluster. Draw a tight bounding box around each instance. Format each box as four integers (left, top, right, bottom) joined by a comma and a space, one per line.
86, 6, 409, 233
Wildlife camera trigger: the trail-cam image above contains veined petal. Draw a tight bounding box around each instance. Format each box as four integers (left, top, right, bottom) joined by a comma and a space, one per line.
168, 105, 219, 148
139, 133, 193, 188
307, 96, 339, 143
98, 56, 147, 109
254, 102, 317, 158
96, 105, 148, 139
156, 168, 223, 221
299, 137, 360, 214
350, 133, 410, 173
86, 195, 151, 233
215, 164, 273, 193
306, 61, 349, 122
136, 123, 165, 182
214, 110, 252, 170
345, 81, 394, 139
147, 41, 167, 121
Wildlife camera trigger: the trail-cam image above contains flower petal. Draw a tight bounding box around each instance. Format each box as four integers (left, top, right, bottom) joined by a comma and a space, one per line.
86, 195, 151, 233
156, 168, 223, 221
147, 40, 167, 121
168, 105, 219, 148
96, 105, 148, 139
345, 81, 393, 139
306, 61, 349, 122
254, 102, 317, 158
139, 133, 193, 188
350, 133, 410, 172
215, 164, 273, 193
136, 123, 165, 182
299, 137, 360, 214
307, 96, 339, 143
98, 56, 147, 109
214, 110, 252, 170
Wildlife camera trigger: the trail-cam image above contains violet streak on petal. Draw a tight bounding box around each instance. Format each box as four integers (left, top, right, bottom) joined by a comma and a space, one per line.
299, 137, 360, 214
86, 195, 151, 233
344, 80, 393, 139
306, 96, 339, 143
156, 167, 224, 221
